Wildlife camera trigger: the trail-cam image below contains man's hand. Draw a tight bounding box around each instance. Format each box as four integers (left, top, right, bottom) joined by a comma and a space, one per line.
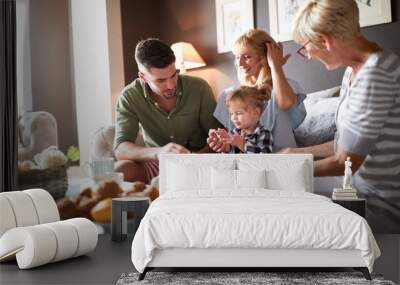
207, 129, 219, 148
157, 142, 190, 158
207, 128, 231, 153
215, 128, 230, 140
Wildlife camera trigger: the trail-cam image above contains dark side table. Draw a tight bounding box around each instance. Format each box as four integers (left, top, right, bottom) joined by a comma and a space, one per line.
111, 197, 150, 242
332, 198, 366, 218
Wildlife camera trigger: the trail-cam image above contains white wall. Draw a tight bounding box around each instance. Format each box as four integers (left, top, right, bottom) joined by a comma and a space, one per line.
29, 0, 77, 153
16, 0, 32, 114
106, 0, 125, 121
69, 0, 113, 163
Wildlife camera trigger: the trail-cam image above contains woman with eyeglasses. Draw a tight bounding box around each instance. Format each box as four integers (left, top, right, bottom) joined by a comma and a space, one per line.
285, 0, 400, 232
208, 29, 307, 152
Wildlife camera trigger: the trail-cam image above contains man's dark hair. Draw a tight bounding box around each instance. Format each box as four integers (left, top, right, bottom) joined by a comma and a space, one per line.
135, 38, 175, 71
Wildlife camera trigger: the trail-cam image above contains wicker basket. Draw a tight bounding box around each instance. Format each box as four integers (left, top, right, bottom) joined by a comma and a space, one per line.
18, 166, 68, 200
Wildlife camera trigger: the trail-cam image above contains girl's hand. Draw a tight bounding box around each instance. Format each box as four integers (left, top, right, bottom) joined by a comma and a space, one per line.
266, 42, 291, 70
222, 133, 245, 152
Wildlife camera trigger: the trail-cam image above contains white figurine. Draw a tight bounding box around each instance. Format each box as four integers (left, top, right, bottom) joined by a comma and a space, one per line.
343, 157, 353, 190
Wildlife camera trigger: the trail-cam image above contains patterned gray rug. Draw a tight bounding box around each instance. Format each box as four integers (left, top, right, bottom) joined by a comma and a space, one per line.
116, 271, 396, 285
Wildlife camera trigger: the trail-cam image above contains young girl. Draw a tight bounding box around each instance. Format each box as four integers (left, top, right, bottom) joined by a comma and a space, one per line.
209, 86, 273, 153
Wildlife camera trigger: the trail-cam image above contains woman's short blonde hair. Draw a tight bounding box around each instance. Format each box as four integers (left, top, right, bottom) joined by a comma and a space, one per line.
292, 0, 360, 46
233, 29, 276, 93
225, 86, 268, 111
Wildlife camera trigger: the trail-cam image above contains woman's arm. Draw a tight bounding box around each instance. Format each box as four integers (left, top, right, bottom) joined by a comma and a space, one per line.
266, 42, 296, 110
314, 148, 366, 177
279, 140, 335, 158
279, 143, 366, 176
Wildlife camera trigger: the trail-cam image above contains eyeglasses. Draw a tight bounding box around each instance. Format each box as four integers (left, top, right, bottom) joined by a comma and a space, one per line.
296, 40, 311, 58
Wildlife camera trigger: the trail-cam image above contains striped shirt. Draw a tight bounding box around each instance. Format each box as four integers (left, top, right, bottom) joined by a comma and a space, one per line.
230, 122, 273, 153
335, 49, 400, 195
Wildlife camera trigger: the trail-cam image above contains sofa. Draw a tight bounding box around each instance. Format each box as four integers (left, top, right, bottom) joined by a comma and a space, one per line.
294, 86, 340, 147
293, 86, 342, 197
90, 86, 341, 161
90, 87, 341, 193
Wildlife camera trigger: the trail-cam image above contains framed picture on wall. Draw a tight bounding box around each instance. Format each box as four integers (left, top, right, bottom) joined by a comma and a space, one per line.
358, 0, 392, 27
269, 0, 392, 42
215, 0, 254, 53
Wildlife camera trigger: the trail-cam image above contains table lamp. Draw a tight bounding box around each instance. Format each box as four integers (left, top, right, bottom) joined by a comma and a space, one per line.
171, 42, 206, 73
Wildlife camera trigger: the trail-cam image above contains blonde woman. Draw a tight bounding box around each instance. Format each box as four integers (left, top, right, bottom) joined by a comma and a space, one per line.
286, 0, 400, 232
210, 29, 307, 152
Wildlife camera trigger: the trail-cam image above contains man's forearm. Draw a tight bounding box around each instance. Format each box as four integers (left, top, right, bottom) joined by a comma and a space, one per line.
114, 141, 159, 161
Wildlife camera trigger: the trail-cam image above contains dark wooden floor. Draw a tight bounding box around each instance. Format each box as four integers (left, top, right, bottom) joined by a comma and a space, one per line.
1, 234, 398, 285
0, 235, 134, 285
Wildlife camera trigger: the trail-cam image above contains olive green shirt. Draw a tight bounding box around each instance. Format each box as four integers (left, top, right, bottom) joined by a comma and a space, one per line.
114, 75, 222, 151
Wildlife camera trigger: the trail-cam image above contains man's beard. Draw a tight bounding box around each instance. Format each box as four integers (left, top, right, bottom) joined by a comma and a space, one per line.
162, 90, 176, 99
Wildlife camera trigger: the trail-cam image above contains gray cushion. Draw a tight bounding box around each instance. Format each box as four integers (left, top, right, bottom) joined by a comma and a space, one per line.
294, 112, 337, 147
294, 95, 340, 147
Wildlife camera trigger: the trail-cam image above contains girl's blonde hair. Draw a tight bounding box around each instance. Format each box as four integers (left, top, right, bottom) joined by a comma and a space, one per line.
292, 0, 360, 46
225, 86, 268, 111
233, 29, 276, 94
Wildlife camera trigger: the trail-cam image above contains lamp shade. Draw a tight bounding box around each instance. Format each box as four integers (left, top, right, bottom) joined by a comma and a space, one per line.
171, 42, 206, 73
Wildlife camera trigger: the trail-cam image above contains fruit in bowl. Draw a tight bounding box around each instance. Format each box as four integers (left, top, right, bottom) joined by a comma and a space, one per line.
90, 198, 113, 223
57, 180, 159, 223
